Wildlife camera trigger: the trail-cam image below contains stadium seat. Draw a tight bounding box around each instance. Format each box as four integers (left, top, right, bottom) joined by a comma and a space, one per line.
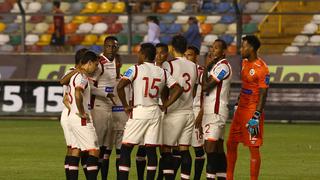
116, 34, 128, 45
4, 23, 19, 34
283, 46, 299, 55
167, 24, 181, 34
299, 46, 315, 54
292, 35, 309, 46
203, 34, 218, 46
162, 15, 176, 24
116, 15, 128, 24
132, 15, 145, 24
200, 23, 212, 35
220, 15, 235, 24
45, 16, 53, 24
9, 35, 21, 46
15, 15, 31, 23
26, 2, 41, 13
0, 15, 15, 24
72, 16, 88, 24
0, 2, 13, 13
89, 16, 103, 24
47, 24, 54, 34
302, 22, 318, 34
26, 23, 35, 33
170, 2, 186, 13
196, 16, 206, 23
81, 34, 98, 46
106, 23, 122, 34
160, 35, 172, 44
0, 34, 10, 45
132, 44, 140, 54
64, 23, 78, 34
91, 23, 108, 34
205, 16, 221, 24
314, 47, 320, 55
70, 2, 84, 13
181, 24, 189, 32
226, 23, 237, 34
111, 2, 125, 13
30, 15, 45, 24
175, 15, 189, 24
27, 45, 43, 52
132, 35, 143, 45
33, 22, 49, 34
81, 2, 98, 13
243, 23, 258, 34
160, 23, 168, 33
60, 2, 71, 13
25, 34, 39, 45
219, 34, 234, 45
202, 2, 215, 13
97, 2, 113, 13
66, 34, 84, 45
119, 45, 128, 53
89, 45, 103, 54
77, 23, 93, 34
259, 2, 274, 12
200, 45, 209, 55
242, 15, 252, 24
212, 23, 227, 34
96, 34, 109, 46
136, 24, 148, 33
0, 23, 6, 33
308, 35, 320, 46
11, 2, 26, 13
216, 2, 231, 13
41, 2, 53, 13
245, 2, 260, 13
36, 34, 52, 46
157, 2, 172, 13
312, 15, 320, 24
0, 44, 14, 52
250, 15, 264, 23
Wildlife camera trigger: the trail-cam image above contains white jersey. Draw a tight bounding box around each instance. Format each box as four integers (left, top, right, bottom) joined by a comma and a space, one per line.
162, 57, 198, 113
69, 72, 91, 116
203, 59, 232, 117
91, 54, 117, 106
123, 62, 177, 106
193, 65, 204, 108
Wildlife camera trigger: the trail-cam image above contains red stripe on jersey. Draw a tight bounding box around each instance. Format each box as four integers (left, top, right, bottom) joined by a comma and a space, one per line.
216, 59, 231, 80
168, 61, 174, 75
99, 62, 104, 76
72, 73, 80, 87
214, 81, 223, 114
130, 84, 134, 118
163, 69, 167, 84
132, 65, 138, 82
90, 80, 98, 109
99, 54, 110, 64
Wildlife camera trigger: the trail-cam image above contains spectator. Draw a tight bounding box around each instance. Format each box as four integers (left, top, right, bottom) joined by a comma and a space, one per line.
184, 16, 201, 50
145, 16, 160, 45
51, 1, 65, 52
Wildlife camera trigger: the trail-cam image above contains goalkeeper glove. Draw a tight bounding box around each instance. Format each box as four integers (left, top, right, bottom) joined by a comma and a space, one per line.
246, 111, 261, 137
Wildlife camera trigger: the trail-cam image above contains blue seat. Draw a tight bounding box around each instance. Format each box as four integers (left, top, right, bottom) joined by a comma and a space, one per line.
220, 15, 235, 24
167, 24, 181, 34
90, 45, 103, 54
219, 34, 234, 45
160, 23, 168, 33
216, 2, 231, 13
202, 2, 215, 13
314, 47, 320, 55
4, 23, 19, 33
161, 15, 176, 24
160, 36, 172, 44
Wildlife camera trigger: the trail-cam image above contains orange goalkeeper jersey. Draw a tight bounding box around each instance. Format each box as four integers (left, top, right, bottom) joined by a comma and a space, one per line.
238, 58, 270, 110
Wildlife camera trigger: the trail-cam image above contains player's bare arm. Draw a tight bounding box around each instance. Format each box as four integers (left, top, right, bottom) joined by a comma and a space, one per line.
256, 88, 268, 112
161, 84, 183, 111
60, 68, 87, 85
117, 78, 132, 115
62, 93, 71, 111
75, 87, 89, 120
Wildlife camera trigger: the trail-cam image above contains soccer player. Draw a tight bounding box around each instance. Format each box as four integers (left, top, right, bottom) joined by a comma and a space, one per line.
161, 35, 198, 180
184, 46, 205, 180
117, 43, 183, 180
155, 43, 169, 67
226, 35, 269, 180
90, 36, 118, 180
195, 39, 232, 180
67, 51, 100, 180
60, 48, 87, 179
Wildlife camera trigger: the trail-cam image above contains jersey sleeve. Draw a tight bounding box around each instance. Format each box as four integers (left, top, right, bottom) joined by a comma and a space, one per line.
74, 74, 88, 89
165, 70, 177, 88
162, 61, 172, 75
122, 65, 136, 82
210, 63, 230, 82
258, 65, 270, 88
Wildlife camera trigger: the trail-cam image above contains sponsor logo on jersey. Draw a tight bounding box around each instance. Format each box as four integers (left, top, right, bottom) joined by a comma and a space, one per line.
112, 106, 125, 112
105, 86, 114, 93
217, 69, 227, 80
249, 69, 255, 76
124, 68, 133, 78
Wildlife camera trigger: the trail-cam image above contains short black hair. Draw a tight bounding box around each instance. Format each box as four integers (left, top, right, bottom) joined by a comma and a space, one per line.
155, 43, 168, 52
53, 1, 60, 8
171, 35, 187, 54
75, 48, 88, 65
242, 35, 261, 52
147, 16, 159, 25
214, 39, 227, 50
81, 51, 98, 64
187, 46, 200, 55
140, 43, 156, 62
104, 36, 118, 44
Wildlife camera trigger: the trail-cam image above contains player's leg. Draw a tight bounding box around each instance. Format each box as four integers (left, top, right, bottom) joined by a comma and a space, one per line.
60, 109, 72, 179
157, 147, 164, 180
161, 146, 174, 180
114, 130, 124, 179
80, 150, 89, 179
119, 143, 134, 180
216, 139, 227, 180
64, 147, 72, 180
69, 148, 81, 180
172, 147, 181, 177
101, 112, 114, 180
145, 145, 158, 180
116, 149, 121, 179
101, 148, 112, 180
204, 140, 218, 180
249, 146, 261, 180
136, 145, 146, 180
87, 149, 100, 180
193, 146, 205, 180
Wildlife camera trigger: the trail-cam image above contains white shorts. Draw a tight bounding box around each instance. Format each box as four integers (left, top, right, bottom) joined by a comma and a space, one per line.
162, 111, 194, 146
112, 106, 128, 131
91, 104, 113, 147
107, 130, 124, 150
202, 113, 227, 141
69, 114, 99, 151
122, 106, 161, 146
60, 108, 72, 147
191, 107, 204, 147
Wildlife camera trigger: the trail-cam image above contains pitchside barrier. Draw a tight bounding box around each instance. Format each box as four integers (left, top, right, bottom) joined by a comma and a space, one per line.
0, 80, 319, 121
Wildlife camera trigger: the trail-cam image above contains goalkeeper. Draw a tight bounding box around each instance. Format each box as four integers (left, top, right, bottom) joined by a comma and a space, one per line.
226, 35, 269, 180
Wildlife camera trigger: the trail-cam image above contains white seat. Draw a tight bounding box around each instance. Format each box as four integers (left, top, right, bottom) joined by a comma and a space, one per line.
175, 15, 189, 24
132, 15, 145, 24
226, 23, 237, 34
205, 16, 221, 24
91, 23, 108, 34
302, 23, 318, 34
245, 2, 260, 13
292, 35, 309, 46
283, 46, 299, 55
26, 2, 42, 13
25, 34, 39, 45
200, 45, 209, 55
0, 34, 10, 45
137, 24, 148, 33
308, 35, 320, 46
60, 2, 71, 13
203, 35, 218, 46
312, 15, 320, 24
118, 45, 128, 53
77, 23, 93, 34
15, 15, 31, 23
117, 16, 128, 24
170, 2, 186, 12
11, 2, 27, 13
33, 23, 49, 34
0, 44, 14, 52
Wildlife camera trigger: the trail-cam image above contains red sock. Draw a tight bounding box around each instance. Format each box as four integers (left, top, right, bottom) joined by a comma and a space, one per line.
226, 141, 238, 180
249, 147, 261, 180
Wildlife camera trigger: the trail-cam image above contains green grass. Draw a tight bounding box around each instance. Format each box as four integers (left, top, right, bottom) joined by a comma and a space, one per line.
0, 120, 320, 180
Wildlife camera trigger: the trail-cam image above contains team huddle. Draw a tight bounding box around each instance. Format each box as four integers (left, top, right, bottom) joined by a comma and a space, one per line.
59, 34, 269, 180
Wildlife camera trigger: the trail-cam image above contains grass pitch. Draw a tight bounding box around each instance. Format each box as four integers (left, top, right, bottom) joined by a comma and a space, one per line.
0, 120, 319, 180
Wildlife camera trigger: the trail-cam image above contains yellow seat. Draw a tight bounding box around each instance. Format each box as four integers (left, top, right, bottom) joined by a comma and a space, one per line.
81, 2, 98, 13
82, 34, 98, 46
97, 2, 113, 13
0, 23, 6, 32
111, 2, 125, 13
72, 16, 88, 24
96, 34, 109, 46
196, 16, 206, 23
37, 34, 52, 46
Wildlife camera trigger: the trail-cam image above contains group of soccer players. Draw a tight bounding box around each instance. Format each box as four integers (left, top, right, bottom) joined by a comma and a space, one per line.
59, 34, 269, 180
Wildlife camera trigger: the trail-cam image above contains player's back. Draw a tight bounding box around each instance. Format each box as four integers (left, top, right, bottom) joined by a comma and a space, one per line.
163, 57, 197, 113
132, 62, 168, 106
193, 65, 204, 108
68, 72, 91, 115
239, 58, 269, 110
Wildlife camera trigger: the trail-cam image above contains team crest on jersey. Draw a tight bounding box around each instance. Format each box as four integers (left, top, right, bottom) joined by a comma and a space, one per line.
265, 75, 270, 85
124, 68, 133, 78
249, 69, 255, 76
